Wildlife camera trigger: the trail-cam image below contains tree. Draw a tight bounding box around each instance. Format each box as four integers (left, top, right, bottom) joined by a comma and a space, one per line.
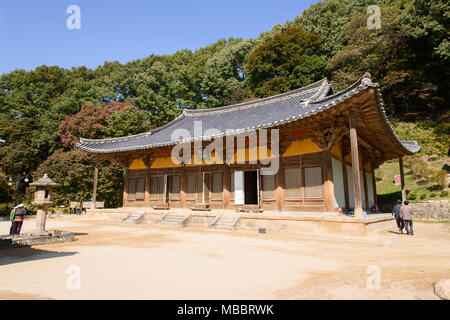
33, 149, 124, 208
58, 101, 151, 148
247, 26, 326, 97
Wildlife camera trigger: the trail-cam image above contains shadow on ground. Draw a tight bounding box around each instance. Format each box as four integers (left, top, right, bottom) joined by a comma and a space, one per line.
0, 247, 78, 266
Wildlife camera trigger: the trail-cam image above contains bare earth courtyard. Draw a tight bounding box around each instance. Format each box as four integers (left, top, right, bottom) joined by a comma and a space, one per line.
0, 215, 449, 300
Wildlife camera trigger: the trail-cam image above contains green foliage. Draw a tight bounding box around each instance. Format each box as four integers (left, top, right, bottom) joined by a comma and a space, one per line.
392, 121, 449, 156
33, 149, 123, 208
247, 26, 326, 97
58, 102, 151, 148
376, 155, 450, 204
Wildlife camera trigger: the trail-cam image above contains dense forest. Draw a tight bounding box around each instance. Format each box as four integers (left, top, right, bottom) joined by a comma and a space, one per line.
0, 0, 448, 208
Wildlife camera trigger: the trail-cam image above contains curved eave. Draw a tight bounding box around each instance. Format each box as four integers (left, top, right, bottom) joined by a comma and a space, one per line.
371, 86, 421, 155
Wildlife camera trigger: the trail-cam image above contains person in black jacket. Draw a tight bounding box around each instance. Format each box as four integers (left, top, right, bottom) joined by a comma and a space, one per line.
392, 200, 404, 233
11, 204, 26, 235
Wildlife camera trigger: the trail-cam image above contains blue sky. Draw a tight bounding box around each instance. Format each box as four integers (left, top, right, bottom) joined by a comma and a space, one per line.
0, 0, 318, 75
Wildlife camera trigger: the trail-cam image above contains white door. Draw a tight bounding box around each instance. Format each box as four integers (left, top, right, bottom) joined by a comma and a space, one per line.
234, 171, 244, 205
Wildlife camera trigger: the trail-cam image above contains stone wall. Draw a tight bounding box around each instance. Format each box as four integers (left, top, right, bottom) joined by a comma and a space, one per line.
380, 200, 450, 221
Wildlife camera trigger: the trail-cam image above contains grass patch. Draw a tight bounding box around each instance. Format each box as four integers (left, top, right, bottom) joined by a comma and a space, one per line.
375, 156, 450, 204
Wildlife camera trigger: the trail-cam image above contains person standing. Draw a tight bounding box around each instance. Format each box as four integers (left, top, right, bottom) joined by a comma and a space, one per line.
392, 200, 404, 233
400, 200, 414, 235
9, 205, 17, 235
11, 204, 26, 235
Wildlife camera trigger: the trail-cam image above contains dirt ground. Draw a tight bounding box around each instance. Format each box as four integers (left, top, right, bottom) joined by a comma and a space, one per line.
0, 215, 449, 300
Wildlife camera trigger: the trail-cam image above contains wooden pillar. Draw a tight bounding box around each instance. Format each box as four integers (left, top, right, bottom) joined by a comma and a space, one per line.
340, 144, 350, 209
323, 150, 335, 212
223, 164, 230, 209
144, 172, 151, 206
275, 159, 284, 211
399, 157, 406, 202
123, 169, 128, 207
371, 162, 378, 206
361, 151, 369, 210
349, 111, 363, 218
180, 170, 186, 208
91, 157, 99, 209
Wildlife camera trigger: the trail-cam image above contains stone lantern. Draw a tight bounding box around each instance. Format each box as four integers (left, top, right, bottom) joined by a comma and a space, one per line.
29, 173, 59, 234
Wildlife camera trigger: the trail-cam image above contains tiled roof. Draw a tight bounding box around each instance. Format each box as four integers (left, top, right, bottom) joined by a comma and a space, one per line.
76, 75, 420, 155
29, 173, 59, 187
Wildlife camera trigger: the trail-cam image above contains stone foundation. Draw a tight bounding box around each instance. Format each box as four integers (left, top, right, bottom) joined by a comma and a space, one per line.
87, 208, 394, 237
0, 230, 75, 247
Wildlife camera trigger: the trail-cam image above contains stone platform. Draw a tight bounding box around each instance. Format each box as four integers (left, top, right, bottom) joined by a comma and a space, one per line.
87, 207, 394, 237
0, 230, 75, 247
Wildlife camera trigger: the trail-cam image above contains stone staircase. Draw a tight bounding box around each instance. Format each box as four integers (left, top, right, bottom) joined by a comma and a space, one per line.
209, 214, 240, 231
157, 213, 191, 227
122, 212, 144, 224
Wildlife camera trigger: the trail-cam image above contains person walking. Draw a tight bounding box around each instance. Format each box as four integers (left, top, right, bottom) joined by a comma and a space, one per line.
400, 200, 414, 235
392, 200, 404, 233
11, 204, 26, 235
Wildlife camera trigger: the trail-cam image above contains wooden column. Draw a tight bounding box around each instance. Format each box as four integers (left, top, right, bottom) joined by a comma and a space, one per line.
123, 169, 128, 207
144, 172, 151, 206
399, 157, 406, 202
340, 144, 350, 209
223, 164, 230, 209
349, 111, 363, 218
91, 156, 99, 209
275, 159, 284, 211
361, 150, 369, 210
323, 150, 335, 212
180, 170, 186, 208
371, 162, 378, 206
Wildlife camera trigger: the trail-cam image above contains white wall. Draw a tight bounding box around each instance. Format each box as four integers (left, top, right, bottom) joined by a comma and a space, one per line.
331, 158, 345, 208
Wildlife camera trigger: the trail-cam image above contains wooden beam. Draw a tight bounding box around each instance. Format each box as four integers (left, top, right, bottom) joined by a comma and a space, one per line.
371, 161, 378, 206
399, 157, 406, 202
349, 110, 363, 218
361, 150, 369, 210
340, 143, 350, 210
144, 174, 151, 206
223, 164, 230, 209
180, 169, 186, 208
91, 156, 99, 209
275, 160, 284, 211
322, 150, 335, 212
123, 169, 128, 206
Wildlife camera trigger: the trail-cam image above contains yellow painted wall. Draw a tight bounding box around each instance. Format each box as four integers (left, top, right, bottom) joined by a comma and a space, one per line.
150, 156, 182, 169
282, 138, 322, 157
128, 159, 147, 169
330, 144, 341, 159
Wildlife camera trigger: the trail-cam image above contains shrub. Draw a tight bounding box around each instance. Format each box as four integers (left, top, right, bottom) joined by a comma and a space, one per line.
419, 193, 427, 200
408, 192, 417, 200
440, 190, 449, 197
431, 170, 447, 190
430, 192, 436, 198
411, 161, 433, 182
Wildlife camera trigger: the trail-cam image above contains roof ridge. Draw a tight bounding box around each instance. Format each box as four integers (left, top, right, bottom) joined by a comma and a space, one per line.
184, 78, 329, 116
78, 111, 188, 144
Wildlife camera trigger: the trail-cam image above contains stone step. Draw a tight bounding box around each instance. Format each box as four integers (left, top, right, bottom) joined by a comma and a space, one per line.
210, 215, 240, 231
122, 213, 144, 224
158, 214, 190, 227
